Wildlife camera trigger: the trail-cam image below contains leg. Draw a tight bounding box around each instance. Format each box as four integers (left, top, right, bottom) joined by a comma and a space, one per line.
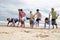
22, 22, 25, 28
21, 21, 25, 28
44, 22, 46, 29
30, 24, 33, 29
30, 20, 33, 29
19, 18, 22, 27
55, 20, 58, 29
48, 21, 50, 29
20, 20, 23, 27
36, 21, 39, 27
17, 21, 20, 27
55, 24, 58, 29
52, 25, 54, 29
52, 19, 55, 29
12, 22, 15, 27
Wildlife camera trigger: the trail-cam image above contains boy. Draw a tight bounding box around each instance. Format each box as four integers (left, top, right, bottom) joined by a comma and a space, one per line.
30, 11, 34, 28
49, 8, 59, 29
34, 9, 41, 27
44, 17, 50, 29
18, 9, 26, 28
7, 18, 19, 26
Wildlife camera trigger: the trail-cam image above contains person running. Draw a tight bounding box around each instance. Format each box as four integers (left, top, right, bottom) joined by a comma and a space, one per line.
34, 9, 41, 27
18, 9, 26, 28
30, 11, 34, 28
49, 8, 59, 29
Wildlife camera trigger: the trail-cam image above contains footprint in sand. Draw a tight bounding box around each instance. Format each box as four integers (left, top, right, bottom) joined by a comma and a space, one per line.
36, 34, 49, 38
20, 29, 31, 33
51, 30, 60, 33
23, 30, 30, 33
0, 32, 14, 34
0, 32, 9, 34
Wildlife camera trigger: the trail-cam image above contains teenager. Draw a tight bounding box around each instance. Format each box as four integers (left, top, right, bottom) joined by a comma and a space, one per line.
34, 9, 41, 27
7, 18, 19, 26
18, 9, 26, 28
49, 8, 59, 29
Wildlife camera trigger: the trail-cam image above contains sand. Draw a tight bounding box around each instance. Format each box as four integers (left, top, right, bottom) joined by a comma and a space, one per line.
0, 25, 60, 40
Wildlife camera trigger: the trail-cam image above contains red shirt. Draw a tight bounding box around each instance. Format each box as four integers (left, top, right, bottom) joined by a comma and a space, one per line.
19, 11, 26, 18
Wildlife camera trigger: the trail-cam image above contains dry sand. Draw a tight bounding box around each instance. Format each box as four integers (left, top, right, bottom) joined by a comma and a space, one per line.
0, 25, 60, 40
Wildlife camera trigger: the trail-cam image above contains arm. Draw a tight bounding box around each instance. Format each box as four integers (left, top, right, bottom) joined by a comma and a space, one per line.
34, 13, 37, 17
49, 12, 51, 19
7, 22, 10, 26
40, 13, 42, 18
56, 13, 59, 19
19, 12, 21, 19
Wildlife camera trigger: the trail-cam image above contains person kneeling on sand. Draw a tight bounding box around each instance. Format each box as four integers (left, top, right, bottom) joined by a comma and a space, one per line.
44, 17, 50, 29
7, 18, 19, 26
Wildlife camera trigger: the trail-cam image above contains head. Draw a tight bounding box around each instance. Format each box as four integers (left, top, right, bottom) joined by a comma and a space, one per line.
30, 11, 32, 14
7, 18, 11, 22
18, 9, 23, 12
51, 8, 54, 12
45, 17, 49, 23
36, 9, 39, 12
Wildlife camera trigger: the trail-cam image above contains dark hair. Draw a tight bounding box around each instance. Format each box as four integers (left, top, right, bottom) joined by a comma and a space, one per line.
51, 8, 54, 10
36, 9, 39, 11
18, 9, 23, 11
30, 11, 32, 13
7, 18, 10, 20
45, 17, 49, 20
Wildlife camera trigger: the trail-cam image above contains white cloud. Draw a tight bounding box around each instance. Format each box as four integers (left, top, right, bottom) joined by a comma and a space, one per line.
20, 0, 60, 9
0, 0, 60, 21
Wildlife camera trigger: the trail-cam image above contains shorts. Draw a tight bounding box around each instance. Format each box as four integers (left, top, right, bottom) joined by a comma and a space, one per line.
52, 19, 57, 25
19, 16, 26, 21
21, 21, 24, 24
36, 18, 41, 23
12, 18, 19, 23
22, 16, 26, 21
30, 20, 34, 24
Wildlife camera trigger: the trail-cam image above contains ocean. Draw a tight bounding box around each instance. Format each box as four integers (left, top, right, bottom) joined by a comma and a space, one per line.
0, 9, 60, 26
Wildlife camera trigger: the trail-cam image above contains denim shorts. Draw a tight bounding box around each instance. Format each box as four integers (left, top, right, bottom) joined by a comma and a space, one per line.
52, 19, 57, 25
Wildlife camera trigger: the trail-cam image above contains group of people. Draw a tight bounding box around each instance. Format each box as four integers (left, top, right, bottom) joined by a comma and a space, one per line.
7, 8, 59, 29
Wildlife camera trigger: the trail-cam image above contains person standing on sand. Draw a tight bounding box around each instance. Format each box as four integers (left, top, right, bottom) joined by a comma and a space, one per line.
34, 9, 41, 27
30, 11, 34, 28
18, 9, 26, 28
49, 8, 59, 29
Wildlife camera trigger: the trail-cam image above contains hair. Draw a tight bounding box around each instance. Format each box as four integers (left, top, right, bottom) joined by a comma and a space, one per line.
45, 17, 49, 20
30, 11, 32, 13
7, 18, 10, 21
36, 9, 39, 11
51, 8, 54, 10
18, 9, 23, 11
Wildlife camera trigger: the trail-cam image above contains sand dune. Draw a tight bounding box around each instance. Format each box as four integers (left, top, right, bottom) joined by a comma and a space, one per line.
0, 26, 60, 40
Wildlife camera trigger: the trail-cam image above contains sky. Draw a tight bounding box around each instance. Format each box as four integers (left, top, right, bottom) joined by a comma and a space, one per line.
0, 0, 60, 22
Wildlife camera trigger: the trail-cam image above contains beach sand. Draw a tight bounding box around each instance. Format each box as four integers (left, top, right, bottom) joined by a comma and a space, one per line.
0, 25, 60, 40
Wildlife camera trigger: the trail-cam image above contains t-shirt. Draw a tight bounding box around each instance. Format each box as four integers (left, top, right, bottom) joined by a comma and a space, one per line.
19, 11, 26, 18
51, 11, 57, 19
12, 18, 18, 23
36, 12, 41, 18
